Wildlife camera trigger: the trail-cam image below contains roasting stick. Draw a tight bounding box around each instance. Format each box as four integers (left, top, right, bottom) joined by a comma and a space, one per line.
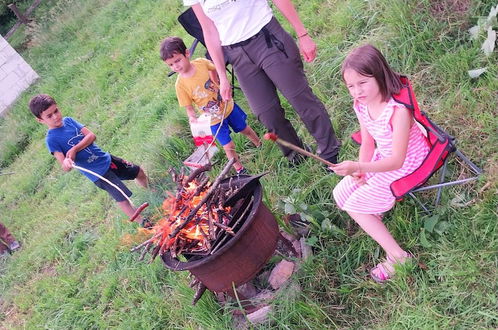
263, 133, 336, 167
69, 161, 149, 221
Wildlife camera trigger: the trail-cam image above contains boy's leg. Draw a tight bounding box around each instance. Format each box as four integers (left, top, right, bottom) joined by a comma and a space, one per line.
211, 120, 244, 172
94, 170, 149, 225
240, 126, 261, 147
222, 141, 243, 171
229, 104, 261, 147
134, 167, 149, 189
109, 155, 149, 189
0, 242, 9, 255
116, 200, 144, 224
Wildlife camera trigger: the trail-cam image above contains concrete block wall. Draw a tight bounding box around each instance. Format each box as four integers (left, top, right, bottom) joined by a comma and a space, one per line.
0, 35, 39, 116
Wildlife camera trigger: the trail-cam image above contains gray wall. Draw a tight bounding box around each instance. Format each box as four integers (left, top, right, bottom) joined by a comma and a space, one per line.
0, 35, 39, 116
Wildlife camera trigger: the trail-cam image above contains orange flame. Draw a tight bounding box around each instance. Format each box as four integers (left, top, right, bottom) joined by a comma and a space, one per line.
151, 178, 230, 255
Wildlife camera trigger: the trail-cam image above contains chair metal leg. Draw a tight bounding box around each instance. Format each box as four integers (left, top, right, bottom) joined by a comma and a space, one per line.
435, 159, 448, 205
408, 192, 431, 214
454, 149, 483, 175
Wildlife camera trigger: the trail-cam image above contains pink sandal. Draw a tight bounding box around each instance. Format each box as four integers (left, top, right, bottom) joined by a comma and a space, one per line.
370, 253, 413, 283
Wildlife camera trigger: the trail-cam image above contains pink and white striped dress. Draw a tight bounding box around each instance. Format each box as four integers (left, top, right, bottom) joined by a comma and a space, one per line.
333, 98, 429, 214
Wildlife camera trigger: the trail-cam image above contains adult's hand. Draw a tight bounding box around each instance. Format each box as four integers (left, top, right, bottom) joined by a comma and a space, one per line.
298, 34, 317, 62
219, 77, 233, 101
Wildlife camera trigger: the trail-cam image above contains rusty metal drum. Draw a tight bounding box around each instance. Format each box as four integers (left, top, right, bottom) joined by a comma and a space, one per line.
161, 175, 279, 292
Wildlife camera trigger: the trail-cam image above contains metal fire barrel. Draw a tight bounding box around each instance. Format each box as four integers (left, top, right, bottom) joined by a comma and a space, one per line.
161, 175, 279, 292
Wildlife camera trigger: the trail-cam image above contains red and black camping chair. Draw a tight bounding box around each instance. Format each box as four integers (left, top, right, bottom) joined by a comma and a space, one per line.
351, 76, 483, 213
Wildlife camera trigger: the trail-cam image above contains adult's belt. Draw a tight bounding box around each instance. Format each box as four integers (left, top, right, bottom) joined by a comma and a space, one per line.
229, 28, 266, 48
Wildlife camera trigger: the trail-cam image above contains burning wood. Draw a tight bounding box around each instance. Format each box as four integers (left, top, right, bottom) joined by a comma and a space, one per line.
132, 159, 242, 261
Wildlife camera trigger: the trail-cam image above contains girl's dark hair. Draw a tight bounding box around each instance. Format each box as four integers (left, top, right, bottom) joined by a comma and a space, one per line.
159, 36, 187, 60
341, 44, 403, 101
29, 94, 56, 118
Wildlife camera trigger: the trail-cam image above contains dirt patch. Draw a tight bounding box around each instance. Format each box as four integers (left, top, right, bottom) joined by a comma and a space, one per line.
429, 0, 471, 23
0, 303, 27, 330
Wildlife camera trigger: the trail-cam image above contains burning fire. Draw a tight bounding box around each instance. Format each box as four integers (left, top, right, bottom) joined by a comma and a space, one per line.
150, 178, 232, 258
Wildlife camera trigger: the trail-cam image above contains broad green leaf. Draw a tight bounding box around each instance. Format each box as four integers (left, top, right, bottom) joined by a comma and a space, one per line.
434, 221, 450, 235
330, 224, 346, 237
424, 214, 440, 233
450, 193, 468, 208
469, 25, 480, 40
306, 236, 319, 247
420, 229, 432, 248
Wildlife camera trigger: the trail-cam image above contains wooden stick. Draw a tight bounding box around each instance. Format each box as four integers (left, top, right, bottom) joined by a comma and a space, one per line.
138, 241, 153, 261
184, 163, 212, 185
213, 222, 235, 236
168, 158, 236, 238
264, 132, 335, 166
72, 163, 135, 206
130, 232, 162, 252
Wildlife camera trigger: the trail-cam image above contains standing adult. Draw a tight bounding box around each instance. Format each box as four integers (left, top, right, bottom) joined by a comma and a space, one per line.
185, 0, 340, 165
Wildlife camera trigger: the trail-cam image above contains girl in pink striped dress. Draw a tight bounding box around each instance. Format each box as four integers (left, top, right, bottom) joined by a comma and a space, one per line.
330, 44, 429, 282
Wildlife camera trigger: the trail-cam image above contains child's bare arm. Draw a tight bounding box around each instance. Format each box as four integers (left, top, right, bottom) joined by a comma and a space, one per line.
66, 127, 96, 161
185, 105, 197, 122
53, 151, 73, 172
358, 120, 375, 163
331, 107, 411, 176
341, 106, 411, 175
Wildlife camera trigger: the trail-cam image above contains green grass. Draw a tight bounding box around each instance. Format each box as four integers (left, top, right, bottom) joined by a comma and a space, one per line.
1, 0, 497, 328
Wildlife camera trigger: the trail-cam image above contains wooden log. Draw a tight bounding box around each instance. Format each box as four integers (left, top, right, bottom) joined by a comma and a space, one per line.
184, 163, 212, 185
8, 4, 30, 24
5, 0, 43, 40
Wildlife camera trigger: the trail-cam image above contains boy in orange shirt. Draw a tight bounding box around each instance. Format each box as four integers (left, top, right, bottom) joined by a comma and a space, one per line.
161, 36, 261, 174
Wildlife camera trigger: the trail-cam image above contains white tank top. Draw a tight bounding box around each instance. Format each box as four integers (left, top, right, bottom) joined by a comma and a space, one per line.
184, 0, 273, 46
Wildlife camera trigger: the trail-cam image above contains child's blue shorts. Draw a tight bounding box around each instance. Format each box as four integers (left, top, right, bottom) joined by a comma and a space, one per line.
210, 103, 248, 146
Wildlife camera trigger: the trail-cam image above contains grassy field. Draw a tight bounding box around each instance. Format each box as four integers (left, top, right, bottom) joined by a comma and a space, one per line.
1, 0, 497, 328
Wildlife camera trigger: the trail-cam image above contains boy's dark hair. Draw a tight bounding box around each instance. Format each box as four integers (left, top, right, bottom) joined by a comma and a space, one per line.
341, 44, 403, 102
29, 94, 56, 119
160, 36, 187, 60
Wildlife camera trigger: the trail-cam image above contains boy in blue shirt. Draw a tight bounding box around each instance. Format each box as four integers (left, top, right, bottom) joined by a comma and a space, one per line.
29, 94, 151, 227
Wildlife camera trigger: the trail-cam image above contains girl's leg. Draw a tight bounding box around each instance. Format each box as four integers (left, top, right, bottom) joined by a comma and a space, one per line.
222, 141, 243, 171
347, 211, 407, 261
239, 125, 261, 147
